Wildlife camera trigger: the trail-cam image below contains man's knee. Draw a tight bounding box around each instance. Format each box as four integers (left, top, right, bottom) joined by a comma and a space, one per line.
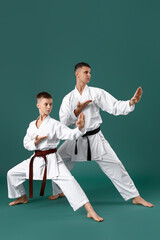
65, 175, 75, 182
116, 159, 123, 167
57, 141, 71, 159
99, 158, 124, 174
111, 160, 126, 173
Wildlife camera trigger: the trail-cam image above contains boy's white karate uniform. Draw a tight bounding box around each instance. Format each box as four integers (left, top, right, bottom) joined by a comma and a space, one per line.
7, 116, 89, 211
52, 85, 139, 200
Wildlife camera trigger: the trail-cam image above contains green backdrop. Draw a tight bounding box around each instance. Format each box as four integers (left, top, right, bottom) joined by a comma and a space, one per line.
1, 0, 159, 176
0, 1, 160, 239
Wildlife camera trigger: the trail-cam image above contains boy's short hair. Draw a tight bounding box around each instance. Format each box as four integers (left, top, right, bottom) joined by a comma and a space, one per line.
36, 92, 52, 100
74, 62, 91, 72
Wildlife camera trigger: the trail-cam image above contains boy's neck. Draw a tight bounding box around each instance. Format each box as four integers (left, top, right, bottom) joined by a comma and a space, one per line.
36, 113, 48, 129
39, 113, 48, 122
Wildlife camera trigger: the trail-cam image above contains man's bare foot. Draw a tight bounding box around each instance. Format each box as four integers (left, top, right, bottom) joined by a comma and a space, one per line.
132, 195, 154, 207
9, 195, 28, 206
84, 202, 104, 222
49, 193, 65, 200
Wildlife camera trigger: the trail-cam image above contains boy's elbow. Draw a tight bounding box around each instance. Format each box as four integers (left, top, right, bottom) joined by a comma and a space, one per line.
23, 140, 32, 151
23, 144, 29, 150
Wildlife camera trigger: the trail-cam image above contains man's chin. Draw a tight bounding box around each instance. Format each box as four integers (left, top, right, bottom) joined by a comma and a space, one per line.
45, 112, 51, 115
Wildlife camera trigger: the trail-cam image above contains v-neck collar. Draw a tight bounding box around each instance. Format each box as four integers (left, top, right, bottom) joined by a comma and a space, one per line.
35, 115, 50, 129
75, 84, 88, 97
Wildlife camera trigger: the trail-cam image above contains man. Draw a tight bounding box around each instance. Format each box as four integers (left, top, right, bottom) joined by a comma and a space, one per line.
50, 62, 153, 207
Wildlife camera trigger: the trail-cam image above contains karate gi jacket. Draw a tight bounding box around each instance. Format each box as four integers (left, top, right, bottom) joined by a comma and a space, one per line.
59, 85, 135, 161
23, 115, 84, 179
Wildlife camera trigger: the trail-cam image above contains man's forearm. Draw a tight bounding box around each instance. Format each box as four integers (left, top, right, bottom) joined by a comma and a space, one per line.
74, 108, 81, 117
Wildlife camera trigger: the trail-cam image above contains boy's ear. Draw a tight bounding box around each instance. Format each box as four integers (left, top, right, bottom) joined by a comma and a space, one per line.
36, 103, 39, 109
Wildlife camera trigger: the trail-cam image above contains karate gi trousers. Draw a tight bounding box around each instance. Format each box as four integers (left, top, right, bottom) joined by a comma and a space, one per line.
7, 156, 89, 211
52, 140, 139, 201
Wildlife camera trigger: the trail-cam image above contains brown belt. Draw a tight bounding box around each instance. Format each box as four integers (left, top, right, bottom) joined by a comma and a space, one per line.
29, 148, 57, 198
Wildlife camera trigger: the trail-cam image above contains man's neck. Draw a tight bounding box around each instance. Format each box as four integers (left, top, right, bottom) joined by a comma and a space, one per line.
76, 81, 87, 95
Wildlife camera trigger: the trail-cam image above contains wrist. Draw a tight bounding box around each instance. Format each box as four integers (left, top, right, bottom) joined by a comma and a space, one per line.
129, 99, 134, 106
78, 126, 83, 131
74, 109, 78, 117
74, 108, 81, 117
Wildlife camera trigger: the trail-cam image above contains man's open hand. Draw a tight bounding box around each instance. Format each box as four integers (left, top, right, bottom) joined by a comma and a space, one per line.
76, 112, 85, 131
74, 100, 92, 117
129, 87, 143, 106
34, 135, 48, 146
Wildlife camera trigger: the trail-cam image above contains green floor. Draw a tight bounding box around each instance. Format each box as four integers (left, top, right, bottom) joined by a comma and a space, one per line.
1, 162, 160, 240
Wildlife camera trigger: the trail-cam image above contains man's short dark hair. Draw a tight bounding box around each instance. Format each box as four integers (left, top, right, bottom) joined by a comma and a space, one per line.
36, 92, 52, 100
74, 62, 91, 72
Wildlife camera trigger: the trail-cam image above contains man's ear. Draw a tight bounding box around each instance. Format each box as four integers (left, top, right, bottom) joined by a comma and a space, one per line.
75, 71, 78, 78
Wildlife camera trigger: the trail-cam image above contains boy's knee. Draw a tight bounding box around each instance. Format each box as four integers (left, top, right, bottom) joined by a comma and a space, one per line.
7, 169, 13, 179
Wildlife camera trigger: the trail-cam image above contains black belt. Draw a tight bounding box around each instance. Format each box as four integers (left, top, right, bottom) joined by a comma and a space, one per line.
75, 126, 100, 161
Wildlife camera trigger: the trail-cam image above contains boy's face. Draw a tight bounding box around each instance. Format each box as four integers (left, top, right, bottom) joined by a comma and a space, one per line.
37, 98, 53, 116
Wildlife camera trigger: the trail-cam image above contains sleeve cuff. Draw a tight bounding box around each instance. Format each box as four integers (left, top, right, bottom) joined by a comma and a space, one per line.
29, 140, 38, 151
127, 100, 135, 112
76, 127, 86, 136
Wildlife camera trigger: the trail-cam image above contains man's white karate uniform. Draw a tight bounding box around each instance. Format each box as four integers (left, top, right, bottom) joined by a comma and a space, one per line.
7, 115, 89, 211
52, 85, 139, 200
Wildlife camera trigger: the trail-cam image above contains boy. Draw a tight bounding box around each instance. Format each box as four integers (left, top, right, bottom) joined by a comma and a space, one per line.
7, 92, 103, 222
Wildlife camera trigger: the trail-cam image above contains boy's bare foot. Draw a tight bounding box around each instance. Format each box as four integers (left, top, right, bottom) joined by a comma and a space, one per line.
84, 202, 104, 222
9, 195, 28, 206
87, 211, 104, 222
132, 195, 154, 207
49, 193, 65, 200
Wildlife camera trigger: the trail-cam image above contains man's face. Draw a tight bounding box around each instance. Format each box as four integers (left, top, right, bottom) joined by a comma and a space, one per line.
76, 66, 91, 84
37, 98, 53, 116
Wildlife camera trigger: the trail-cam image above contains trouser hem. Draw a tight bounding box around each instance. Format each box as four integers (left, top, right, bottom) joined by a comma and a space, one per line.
124, 192, 140, 201
8, 192, 26, 199
52, 190, 63, 195
73, 199, 89, 211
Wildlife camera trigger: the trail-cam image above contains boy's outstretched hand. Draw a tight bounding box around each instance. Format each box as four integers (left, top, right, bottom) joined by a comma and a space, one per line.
34, 135, 48, 146
76, 112, 85, 131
